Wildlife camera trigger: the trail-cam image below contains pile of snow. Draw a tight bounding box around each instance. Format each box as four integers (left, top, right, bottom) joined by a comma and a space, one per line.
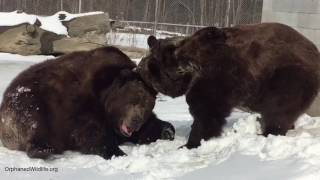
0, 54, 320, 180
0, 11, 37, 26
0, 11, 103, 35
0, 53, 53, 63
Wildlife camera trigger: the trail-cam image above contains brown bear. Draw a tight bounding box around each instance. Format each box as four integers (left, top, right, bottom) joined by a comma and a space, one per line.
0, 46, 175, 159
137, 23, 320, 149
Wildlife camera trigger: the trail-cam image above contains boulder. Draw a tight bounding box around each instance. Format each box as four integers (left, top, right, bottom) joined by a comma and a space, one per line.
0, 12, 111, 56
114, 45, 147, 59
53, 38, 104, 54
0, 21, 64, 55
62, 13, 110, 40
52, 13, 111, 54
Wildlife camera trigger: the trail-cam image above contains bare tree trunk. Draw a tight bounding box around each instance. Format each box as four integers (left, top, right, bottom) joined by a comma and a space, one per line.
200, 0, 205, 25
225, 0, 231, 27
60, 0, 63, 11
125, 0, 130, 20
154, 0, 159, 35
143, 0, 150, 21
236, 0, 242, 25
253, 0, 258, 22
214, 0, 219, 26
78, 0, 82, 13
160, 0, 166, 23
232, 0, 236, 25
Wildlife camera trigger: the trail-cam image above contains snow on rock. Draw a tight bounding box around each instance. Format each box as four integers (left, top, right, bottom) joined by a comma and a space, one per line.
57, 11, 104, 22
36, 13, 68, 35
38, 11, 104, 35
0, 56, 320, 179
0, 11, 103, 35
0, 11, 37, 26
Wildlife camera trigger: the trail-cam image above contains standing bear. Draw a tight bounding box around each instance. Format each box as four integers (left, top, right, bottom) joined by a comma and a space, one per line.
137, 23, 320, 149
0, 46, 175, 159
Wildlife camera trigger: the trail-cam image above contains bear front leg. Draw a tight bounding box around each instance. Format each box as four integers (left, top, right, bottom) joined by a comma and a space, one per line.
100, 129, 127, 159
26, 138, 55, 159
80, 134, 126, 160
72, 120, 126, 159
94, 145, 126, 159
124, 112, 175, 144
185, 105, 228, 149
184, 79, 233, 149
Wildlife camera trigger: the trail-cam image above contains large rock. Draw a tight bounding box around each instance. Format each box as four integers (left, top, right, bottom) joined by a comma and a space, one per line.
62, 13, 110, 39
0, 21, 64, 55
0, 12, 111, 56
51, 13, 111, 54
53, 38, 104, 54
114, 45, 147, 59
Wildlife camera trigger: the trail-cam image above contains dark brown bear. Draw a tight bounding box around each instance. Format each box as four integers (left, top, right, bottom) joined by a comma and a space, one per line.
0, 46, 175, 159
137, 23, 320, 149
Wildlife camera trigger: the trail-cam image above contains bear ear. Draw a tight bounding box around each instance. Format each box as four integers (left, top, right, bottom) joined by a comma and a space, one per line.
147, 35, 158, 49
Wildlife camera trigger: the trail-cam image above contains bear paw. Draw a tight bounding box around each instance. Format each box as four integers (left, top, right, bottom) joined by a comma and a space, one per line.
160, 124, 175, 141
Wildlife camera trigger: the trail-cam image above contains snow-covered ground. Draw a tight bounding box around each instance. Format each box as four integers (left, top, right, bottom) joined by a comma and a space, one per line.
0, 53, 320, 180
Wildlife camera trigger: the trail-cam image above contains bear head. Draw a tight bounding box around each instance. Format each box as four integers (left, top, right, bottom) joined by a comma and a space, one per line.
137, 27, 227, 98
102, 69, 157, 137
137, 36, 193, 97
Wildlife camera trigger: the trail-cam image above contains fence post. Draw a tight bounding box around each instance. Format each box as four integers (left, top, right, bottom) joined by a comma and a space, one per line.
154, 0, 159, 36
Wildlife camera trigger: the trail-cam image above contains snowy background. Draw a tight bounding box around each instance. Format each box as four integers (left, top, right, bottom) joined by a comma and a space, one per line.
0, 11, 320, 180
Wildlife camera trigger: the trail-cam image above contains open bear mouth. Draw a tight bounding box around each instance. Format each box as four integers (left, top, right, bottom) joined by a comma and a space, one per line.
120, 123, 133, 137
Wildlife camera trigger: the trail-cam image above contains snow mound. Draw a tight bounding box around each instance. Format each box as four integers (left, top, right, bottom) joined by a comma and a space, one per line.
0, 53, 53, 63
0, 105, 320, 180
0, 11, 37, 26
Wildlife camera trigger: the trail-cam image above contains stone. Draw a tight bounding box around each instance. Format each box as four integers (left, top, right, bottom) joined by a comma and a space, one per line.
0, 22, 64, 55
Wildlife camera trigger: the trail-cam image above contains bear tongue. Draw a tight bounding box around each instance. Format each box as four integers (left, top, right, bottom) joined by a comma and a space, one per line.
121, 123, 133, 137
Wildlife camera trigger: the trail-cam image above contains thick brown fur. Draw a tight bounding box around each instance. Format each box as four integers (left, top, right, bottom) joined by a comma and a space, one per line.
138, 23, 320, 148
0, 46, 175, 159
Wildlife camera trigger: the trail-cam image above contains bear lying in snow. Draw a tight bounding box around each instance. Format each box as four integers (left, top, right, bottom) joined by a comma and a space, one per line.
137, 23, 320, 149
0, 46, 175, 159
